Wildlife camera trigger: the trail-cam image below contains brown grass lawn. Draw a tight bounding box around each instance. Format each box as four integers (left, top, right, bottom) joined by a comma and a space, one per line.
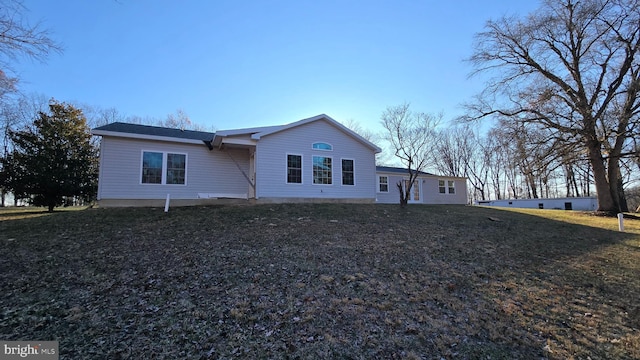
0, 204, 639, 359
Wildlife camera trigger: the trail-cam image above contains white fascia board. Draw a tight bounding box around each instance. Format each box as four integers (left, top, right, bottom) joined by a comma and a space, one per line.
221, 138, 257, 146
91, 130, 208, 145
374, 170, 468, 180
217, 125, 284, 137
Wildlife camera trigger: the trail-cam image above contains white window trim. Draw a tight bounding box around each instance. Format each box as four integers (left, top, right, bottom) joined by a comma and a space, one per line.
312, 155, 333, 185
447, 179, 456, 194
311, 142, 333, 151
438, 179, 455, 195
340, 158, 355, 186
378, 175, 389, 193
285, 153, 304, 185
140, 150, 188, 186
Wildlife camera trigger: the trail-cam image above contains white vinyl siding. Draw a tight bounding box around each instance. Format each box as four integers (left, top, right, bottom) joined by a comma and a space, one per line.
255, 120, 377, 200
97, 137, 250, 200
375, 173, 468, 204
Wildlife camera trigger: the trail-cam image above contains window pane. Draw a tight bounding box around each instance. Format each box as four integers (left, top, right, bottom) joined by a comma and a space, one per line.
341, 159, 354, 185
142, 152, 163, 184
379, 176, 388, 192
313, 156, 332, 184
166, 153, 186, 184
287, 155, 302, 183
312, 142, 332, 150
438, 179, 446, 194
448, 180, 455, 194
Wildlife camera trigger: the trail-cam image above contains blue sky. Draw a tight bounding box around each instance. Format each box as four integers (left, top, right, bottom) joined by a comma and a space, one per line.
18, 0, 539, 132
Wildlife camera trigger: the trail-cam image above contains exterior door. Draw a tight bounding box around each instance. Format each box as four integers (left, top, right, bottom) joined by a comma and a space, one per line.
403, 179, 420, 203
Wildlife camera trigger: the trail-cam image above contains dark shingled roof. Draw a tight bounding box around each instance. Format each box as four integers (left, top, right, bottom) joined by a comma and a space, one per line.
375, 166, 434, 176
93, 122, 215, 141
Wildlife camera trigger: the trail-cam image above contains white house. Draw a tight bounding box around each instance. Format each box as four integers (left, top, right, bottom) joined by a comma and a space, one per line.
92, 114, 469, 207
374, 166, 468, 205
92, 115, 382, 206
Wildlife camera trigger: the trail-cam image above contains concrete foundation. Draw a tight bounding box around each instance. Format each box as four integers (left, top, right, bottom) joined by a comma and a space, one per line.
97, 197, 375, 208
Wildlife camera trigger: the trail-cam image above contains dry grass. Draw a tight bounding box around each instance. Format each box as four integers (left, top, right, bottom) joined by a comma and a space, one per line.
0, 204, 639, 359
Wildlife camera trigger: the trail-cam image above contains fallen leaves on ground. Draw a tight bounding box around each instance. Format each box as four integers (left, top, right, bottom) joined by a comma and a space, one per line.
0, 204, 639, 359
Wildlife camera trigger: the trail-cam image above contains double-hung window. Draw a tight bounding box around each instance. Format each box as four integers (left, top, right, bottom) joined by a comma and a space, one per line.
313, 156, 332, 184
166, 153, 186, 184
287, 154, 302, 184
341, 159, 354, 185
378, 176, 389, 192
141, 151, 186, 185
439, 179, 455, 194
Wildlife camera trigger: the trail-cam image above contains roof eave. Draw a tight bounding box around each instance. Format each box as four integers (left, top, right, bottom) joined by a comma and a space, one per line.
92, 129, 210, 145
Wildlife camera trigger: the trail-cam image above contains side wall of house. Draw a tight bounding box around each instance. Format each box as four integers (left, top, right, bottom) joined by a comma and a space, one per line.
375, 173, 403, 204
97, 136, 250, 200
421, 176, 468, 204
255, 120, 377, 200
375, 173, 468, 204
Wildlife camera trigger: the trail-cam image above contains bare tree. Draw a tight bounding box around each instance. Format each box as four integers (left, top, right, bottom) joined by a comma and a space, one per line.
468, 0, 640, 213
0, 0, 62, 73
435, 124, 491, 201
342, 118, 379, 143
159, 108, 191, 129
0, 92, 46, 205
78, 104, 126, 129
381, 103, 440, 207
0, 1, 61, 206
433, 126, 468, 178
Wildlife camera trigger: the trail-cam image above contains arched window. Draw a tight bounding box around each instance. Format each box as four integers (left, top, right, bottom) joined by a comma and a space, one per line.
312, 142, 332, 151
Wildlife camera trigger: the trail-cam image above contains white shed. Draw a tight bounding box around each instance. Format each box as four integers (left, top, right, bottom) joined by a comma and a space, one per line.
476, 197, 597, 211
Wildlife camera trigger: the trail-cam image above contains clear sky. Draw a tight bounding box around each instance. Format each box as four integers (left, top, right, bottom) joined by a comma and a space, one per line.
17, 0, 540, 132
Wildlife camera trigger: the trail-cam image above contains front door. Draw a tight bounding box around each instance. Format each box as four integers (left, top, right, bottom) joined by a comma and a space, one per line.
403, 179, 420, 203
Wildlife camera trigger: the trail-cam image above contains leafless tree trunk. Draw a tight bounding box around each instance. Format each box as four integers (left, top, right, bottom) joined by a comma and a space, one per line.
468, 0, 640, 213
381, 103, 440, 207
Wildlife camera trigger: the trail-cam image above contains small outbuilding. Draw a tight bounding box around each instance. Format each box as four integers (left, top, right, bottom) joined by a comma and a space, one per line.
475, 197, 598, 211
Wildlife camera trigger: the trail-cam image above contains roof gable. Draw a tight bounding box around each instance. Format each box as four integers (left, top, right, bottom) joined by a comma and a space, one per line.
251, 114, 381, 153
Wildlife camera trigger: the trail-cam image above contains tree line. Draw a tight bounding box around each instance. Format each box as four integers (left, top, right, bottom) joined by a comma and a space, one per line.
381, 0, 640, 213
1, 0, 639, 213
0, 95, 208, 210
